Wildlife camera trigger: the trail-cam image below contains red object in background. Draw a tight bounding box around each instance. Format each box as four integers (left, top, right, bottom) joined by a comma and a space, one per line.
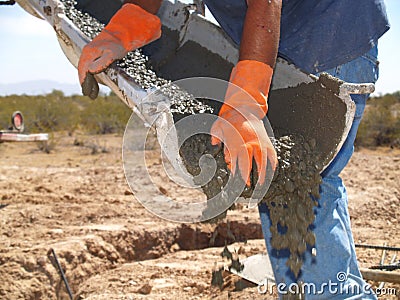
11, 111, 24, 132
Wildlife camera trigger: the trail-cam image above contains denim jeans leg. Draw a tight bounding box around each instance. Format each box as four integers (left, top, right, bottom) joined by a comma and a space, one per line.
259, 46, 379, 299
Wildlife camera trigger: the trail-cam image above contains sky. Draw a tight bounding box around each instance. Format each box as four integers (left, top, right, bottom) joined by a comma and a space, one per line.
0, 1, 399, 96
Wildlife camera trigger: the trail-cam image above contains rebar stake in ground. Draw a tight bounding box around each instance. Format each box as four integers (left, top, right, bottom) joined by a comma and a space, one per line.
50, 248, 74, 300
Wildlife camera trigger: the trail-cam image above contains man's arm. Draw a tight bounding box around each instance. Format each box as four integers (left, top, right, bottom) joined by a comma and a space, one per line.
240, 0, 281, 66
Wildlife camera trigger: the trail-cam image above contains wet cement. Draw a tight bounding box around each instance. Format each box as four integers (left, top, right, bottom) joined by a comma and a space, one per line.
263, 135, 322, 278
211, 245, 244, 290
178, 132, 231, 223
75, 0, 122, 25
268, 73, 346, 169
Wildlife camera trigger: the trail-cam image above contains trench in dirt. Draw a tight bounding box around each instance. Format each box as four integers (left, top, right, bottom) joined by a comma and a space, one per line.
7, 219, 263, 298
100, 221, 263, 262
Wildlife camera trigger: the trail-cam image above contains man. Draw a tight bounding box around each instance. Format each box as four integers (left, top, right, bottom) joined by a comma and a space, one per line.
78, 0, 389, 298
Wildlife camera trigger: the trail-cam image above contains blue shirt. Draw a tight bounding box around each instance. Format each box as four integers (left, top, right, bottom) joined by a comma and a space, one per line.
203, 0, 390, 73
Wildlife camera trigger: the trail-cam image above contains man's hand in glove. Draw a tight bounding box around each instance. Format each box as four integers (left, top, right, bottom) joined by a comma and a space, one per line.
78, 3, 161, 99
210, 60, 278, 186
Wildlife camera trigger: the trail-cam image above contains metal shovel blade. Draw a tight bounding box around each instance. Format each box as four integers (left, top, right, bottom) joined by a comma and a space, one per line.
226, 253, 275, 286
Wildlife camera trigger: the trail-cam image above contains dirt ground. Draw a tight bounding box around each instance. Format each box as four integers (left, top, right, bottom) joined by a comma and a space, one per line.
0, 131, 399, 299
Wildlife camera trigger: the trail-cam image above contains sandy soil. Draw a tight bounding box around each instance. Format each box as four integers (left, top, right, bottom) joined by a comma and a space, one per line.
0, 131, 399, 299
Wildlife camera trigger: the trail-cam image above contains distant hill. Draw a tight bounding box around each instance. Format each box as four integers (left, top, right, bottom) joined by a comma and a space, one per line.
0, 80, 110, 96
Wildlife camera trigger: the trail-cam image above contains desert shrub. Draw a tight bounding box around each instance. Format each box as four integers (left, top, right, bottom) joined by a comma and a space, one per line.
31, 98, 80, 133
356, 92, 400, 148
86, 139, 110, 155
79, 94, 131, 134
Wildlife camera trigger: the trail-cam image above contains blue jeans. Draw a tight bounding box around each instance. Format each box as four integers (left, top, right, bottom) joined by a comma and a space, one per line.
259, 46, 379, 299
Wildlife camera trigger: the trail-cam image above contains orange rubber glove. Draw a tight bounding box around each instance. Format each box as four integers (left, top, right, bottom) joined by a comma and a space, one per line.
210, 60, 278, 186
78, 3, 162, 99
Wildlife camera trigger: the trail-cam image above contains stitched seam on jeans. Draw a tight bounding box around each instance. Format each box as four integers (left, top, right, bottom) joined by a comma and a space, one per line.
361, 53, 378, 65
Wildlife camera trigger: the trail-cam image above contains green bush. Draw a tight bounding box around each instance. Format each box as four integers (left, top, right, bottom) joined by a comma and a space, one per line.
356, 92, 400, 148
80, 95, 131, 134
31, 95, 81, 133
